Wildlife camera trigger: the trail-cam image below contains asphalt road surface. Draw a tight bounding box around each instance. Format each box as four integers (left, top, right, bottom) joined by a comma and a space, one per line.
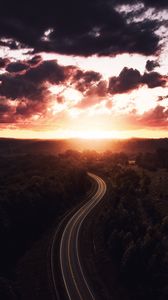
58, 173, 107, 300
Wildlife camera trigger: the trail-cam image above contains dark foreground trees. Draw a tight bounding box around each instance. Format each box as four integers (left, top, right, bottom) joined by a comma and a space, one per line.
104, 165, 168, 300
0, 154, 90, 285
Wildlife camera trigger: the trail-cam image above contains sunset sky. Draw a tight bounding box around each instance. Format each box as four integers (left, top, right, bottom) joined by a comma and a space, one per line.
0, 0, 168, 139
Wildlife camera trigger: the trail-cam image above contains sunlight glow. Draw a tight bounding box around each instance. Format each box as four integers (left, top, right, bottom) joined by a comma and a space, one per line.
66, 130, 120, 139
1, 128, 168, 140
49, 85, 83, 105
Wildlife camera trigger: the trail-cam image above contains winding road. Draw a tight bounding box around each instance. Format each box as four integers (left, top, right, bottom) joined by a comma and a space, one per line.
51, 173, 107, 300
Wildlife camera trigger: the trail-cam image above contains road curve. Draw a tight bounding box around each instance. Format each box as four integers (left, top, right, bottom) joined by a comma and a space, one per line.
59, 173, 107, 300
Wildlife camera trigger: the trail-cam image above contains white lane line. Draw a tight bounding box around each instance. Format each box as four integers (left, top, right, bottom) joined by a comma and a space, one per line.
60, 194, 96, 300
60, 173, 107, 300
59, 194, 95, 300
75, 176, 107, 300
67, 192, 99, 300
52, 201, 88, 299
76, 177, 107, 293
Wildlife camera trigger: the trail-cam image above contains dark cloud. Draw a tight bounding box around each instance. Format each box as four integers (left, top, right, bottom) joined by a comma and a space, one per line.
24, 60, 66, 85
109, 67, 141, 94
72, 70, 102, 92
0, 0, 162, 57
0, 97, 47, 123
0, 57, 103, 104
0, 58, 10, 68
109, 67, 167, 94
157, 95, 168, 101
0, 60, 62, 122
36, 17, 159, 57
28, 55, 42, 66
146, 60, 160, 72
74, 70, 101, 83
0, 73, 46, 101
142, 72, 167, 88
0, 97, 14, 123
0, 60, 67, 102
0, 57, 104, 122
6, 61, 29, 73
142, 0, 168, 8
0, 103, 10, 113
15, 99, 46, 118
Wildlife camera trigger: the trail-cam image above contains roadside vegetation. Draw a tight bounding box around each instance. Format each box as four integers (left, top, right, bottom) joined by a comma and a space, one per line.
0, 153, 90, 298
98, 150, 168, 300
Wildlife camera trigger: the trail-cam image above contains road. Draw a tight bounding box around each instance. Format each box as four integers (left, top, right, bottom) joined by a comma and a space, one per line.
55, 173, 107, 300
51, 173, 106, 300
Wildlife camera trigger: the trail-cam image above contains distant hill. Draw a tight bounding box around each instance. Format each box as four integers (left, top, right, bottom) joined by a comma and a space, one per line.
0, 137, 168, 155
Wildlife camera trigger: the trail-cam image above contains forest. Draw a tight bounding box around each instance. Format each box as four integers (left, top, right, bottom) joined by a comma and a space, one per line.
0, 145, 168, 299
97, 151, 168, 300
0, 153, 90, 298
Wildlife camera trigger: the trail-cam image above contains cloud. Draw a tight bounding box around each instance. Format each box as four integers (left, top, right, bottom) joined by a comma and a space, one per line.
0, 58, 10, 68
0, 0, 162, 57
109, 67, 167, 94
146, 60, 160, 72
0, 97, 47, 124
0, 97, 15, 123
24, 60, 66, 85
142, 72, 167, 88
0, 73, 46, 101
6, 61, 29, 73
15, 99, 46, 118
0, 54, 167, 130
0, 56, 103, 104
157, 95, 168, 101
75, 80, 108, 109
0, 39, 20, 50
0, 102, 11, 113
74, 70, 101, 83
72, 70, 102, 92
139, 105, 168, 127
142, 0, 168, 8
0, 60, 67, 102
114, 0, 168, 9
109, 67, 141, 94
111, 104, 168, 130
0, 57, 104, 123
86, 80, 108, 97
0, 59, 70, 123
28, 55, 42, 66
76, 96, 100, 109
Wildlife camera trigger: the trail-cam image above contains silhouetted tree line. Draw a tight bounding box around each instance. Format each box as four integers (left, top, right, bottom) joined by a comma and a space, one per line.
1, 138, 168, 156
136, 148, 168, 170
0, 154, 90, 278
104, 165, 168, 300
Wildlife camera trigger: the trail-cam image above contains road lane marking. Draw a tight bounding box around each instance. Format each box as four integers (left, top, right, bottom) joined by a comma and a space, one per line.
59, 173, 107, 300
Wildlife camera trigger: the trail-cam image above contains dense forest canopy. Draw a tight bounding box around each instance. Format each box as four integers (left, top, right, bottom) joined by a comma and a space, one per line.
0, 143, 168, 299
0, 154, 90, 284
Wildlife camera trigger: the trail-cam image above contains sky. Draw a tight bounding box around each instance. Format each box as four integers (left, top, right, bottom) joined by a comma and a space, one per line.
0, 0, 168, 139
